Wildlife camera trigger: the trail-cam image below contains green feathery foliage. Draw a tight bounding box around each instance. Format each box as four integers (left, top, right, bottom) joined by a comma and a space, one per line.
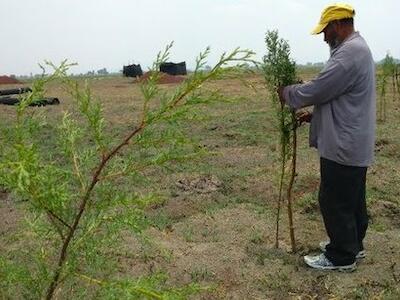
0, 44, 254, 299
262, 30, 298, 252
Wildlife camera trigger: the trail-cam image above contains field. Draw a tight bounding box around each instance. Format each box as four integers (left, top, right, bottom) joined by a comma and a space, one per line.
1, 71, 400, 299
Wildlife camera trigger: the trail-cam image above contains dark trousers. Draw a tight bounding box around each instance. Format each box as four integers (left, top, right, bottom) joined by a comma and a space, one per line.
319, 157, 368, 265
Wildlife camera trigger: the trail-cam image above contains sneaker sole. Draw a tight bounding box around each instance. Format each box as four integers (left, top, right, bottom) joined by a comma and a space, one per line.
304, 259, 356, 272
356, 251, 366, 259
319, 243, 366, 259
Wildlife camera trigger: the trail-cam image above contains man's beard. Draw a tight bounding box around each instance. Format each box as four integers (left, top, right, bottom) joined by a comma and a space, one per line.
328, 30, 341, 50
329, 38, 341, 50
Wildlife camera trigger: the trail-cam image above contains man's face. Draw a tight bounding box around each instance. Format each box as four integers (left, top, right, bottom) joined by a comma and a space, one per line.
323, 22, 340, 49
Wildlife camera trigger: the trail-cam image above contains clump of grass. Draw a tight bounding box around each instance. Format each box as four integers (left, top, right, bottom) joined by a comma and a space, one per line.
190, 266, 215, 282
249, 228, 264, 245
257, 270, 292, 292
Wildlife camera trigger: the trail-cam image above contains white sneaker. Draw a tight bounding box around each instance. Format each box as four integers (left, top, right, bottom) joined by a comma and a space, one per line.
304, 253, 356, 272
319, 241, 366, 259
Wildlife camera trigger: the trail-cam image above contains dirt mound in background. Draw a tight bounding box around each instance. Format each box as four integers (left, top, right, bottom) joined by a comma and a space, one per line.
0, 76, 21, 84
138, 71, 185, 85
176, 175, 222, 194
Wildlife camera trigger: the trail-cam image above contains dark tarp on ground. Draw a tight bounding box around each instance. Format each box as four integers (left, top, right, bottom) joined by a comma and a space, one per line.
123, 64, 143, 77
160, 62, 187, 75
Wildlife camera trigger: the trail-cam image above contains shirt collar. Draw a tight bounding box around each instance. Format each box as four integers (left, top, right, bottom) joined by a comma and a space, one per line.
330, 31, 359, 56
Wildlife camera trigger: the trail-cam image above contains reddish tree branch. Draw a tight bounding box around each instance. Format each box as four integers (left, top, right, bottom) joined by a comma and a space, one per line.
45, 123, 145, 300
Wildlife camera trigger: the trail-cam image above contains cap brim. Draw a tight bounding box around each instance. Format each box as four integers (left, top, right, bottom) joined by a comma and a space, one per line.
311, 23, 327, 35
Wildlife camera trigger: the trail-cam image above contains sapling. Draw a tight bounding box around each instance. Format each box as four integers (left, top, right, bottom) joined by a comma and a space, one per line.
377, 72, 388, 122
262, 30, 298, 252
395, 63, 400, 101
376, 53, 399, 122
0, 44, 255, 299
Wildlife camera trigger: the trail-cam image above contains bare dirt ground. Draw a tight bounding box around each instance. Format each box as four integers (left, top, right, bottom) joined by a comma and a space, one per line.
1, 74, 399, 299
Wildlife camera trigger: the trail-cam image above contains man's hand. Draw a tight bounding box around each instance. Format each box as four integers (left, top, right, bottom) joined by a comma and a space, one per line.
277, 86, 286, 106
296, 110, 312, 126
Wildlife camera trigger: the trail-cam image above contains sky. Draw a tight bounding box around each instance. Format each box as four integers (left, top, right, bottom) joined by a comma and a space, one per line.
0, 0, 399, 76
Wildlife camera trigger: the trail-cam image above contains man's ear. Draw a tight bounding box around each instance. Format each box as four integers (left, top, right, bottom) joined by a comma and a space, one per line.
332, 20, 341, 32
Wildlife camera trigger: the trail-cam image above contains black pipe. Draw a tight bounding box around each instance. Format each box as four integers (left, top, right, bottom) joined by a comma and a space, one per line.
0, 97, 60, 106
0, 87, 32, 96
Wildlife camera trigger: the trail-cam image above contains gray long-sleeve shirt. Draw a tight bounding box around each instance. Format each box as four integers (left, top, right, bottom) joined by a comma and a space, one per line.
283, 32, 376, 167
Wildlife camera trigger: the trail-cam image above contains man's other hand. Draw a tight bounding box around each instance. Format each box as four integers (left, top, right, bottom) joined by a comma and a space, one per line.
296, 110, 312, 126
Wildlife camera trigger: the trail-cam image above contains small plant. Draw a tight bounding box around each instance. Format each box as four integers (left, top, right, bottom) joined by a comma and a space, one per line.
377, 72, 388, 122
395, 63, 400, 101
262, 30, 298, 252
378, 53, 399, 122
0, 44, 254, 299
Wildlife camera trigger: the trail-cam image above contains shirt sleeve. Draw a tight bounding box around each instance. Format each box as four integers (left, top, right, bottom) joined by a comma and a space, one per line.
283, 57, 354, 110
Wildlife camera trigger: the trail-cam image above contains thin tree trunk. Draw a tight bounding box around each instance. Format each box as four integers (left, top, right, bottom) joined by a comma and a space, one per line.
286, 112, 297, 252
275, 106, 287, 249
275, 153, 286, 248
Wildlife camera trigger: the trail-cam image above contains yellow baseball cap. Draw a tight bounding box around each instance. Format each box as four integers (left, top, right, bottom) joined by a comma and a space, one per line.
311, 3, 355, 35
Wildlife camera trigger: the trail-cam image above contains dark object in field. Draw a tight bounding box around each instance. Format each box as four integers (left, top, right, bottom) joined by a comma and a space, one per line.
0, 96, 60, 106
123, 64, 143, 77
0, 87, 32, 96
160, 61, 187, 75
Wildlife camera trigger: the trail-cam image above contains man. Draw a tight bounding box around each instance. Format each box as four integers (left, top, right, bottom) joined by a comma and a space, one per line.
278, 3, 376, 271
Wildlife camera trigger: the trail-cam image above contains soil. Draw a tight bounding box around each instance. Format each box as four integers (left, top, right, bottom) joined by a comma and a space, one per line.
138, 71, 186, 84
0, 190, 21, 238
0, 76, 21, 84
117, 202, 400, 299
1, 75, 399, 299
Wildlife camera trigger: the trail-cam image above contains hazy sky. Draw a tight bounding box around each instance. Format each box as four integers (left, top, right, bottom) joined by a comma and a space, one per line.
0, 0, 399, 75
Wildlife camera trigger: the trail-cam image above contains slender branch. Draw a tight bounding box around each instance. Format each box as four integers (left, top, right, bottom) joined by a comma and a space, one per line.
47, 213, 66, 241
45, 123, 145, 300
390, 262, 399, 283
45, 209, 72, 231
46, 80, 178, 298
76, 272, 104, 285
286, 112, 297, 252
169, 49, 254, 110
28, 189, 72, 231
44, 47, 254, 299
275, 103, 287, 249
99, 163, 148, 182
275, 151, 286, 248
71, 147, 86, 191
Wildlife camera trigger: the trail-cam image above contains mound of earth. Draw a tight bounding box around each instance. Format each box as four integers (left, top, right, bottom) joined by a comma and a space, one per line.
175, 174, 222, 194
138, 71, 185, 85
0, 76, 21, 84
